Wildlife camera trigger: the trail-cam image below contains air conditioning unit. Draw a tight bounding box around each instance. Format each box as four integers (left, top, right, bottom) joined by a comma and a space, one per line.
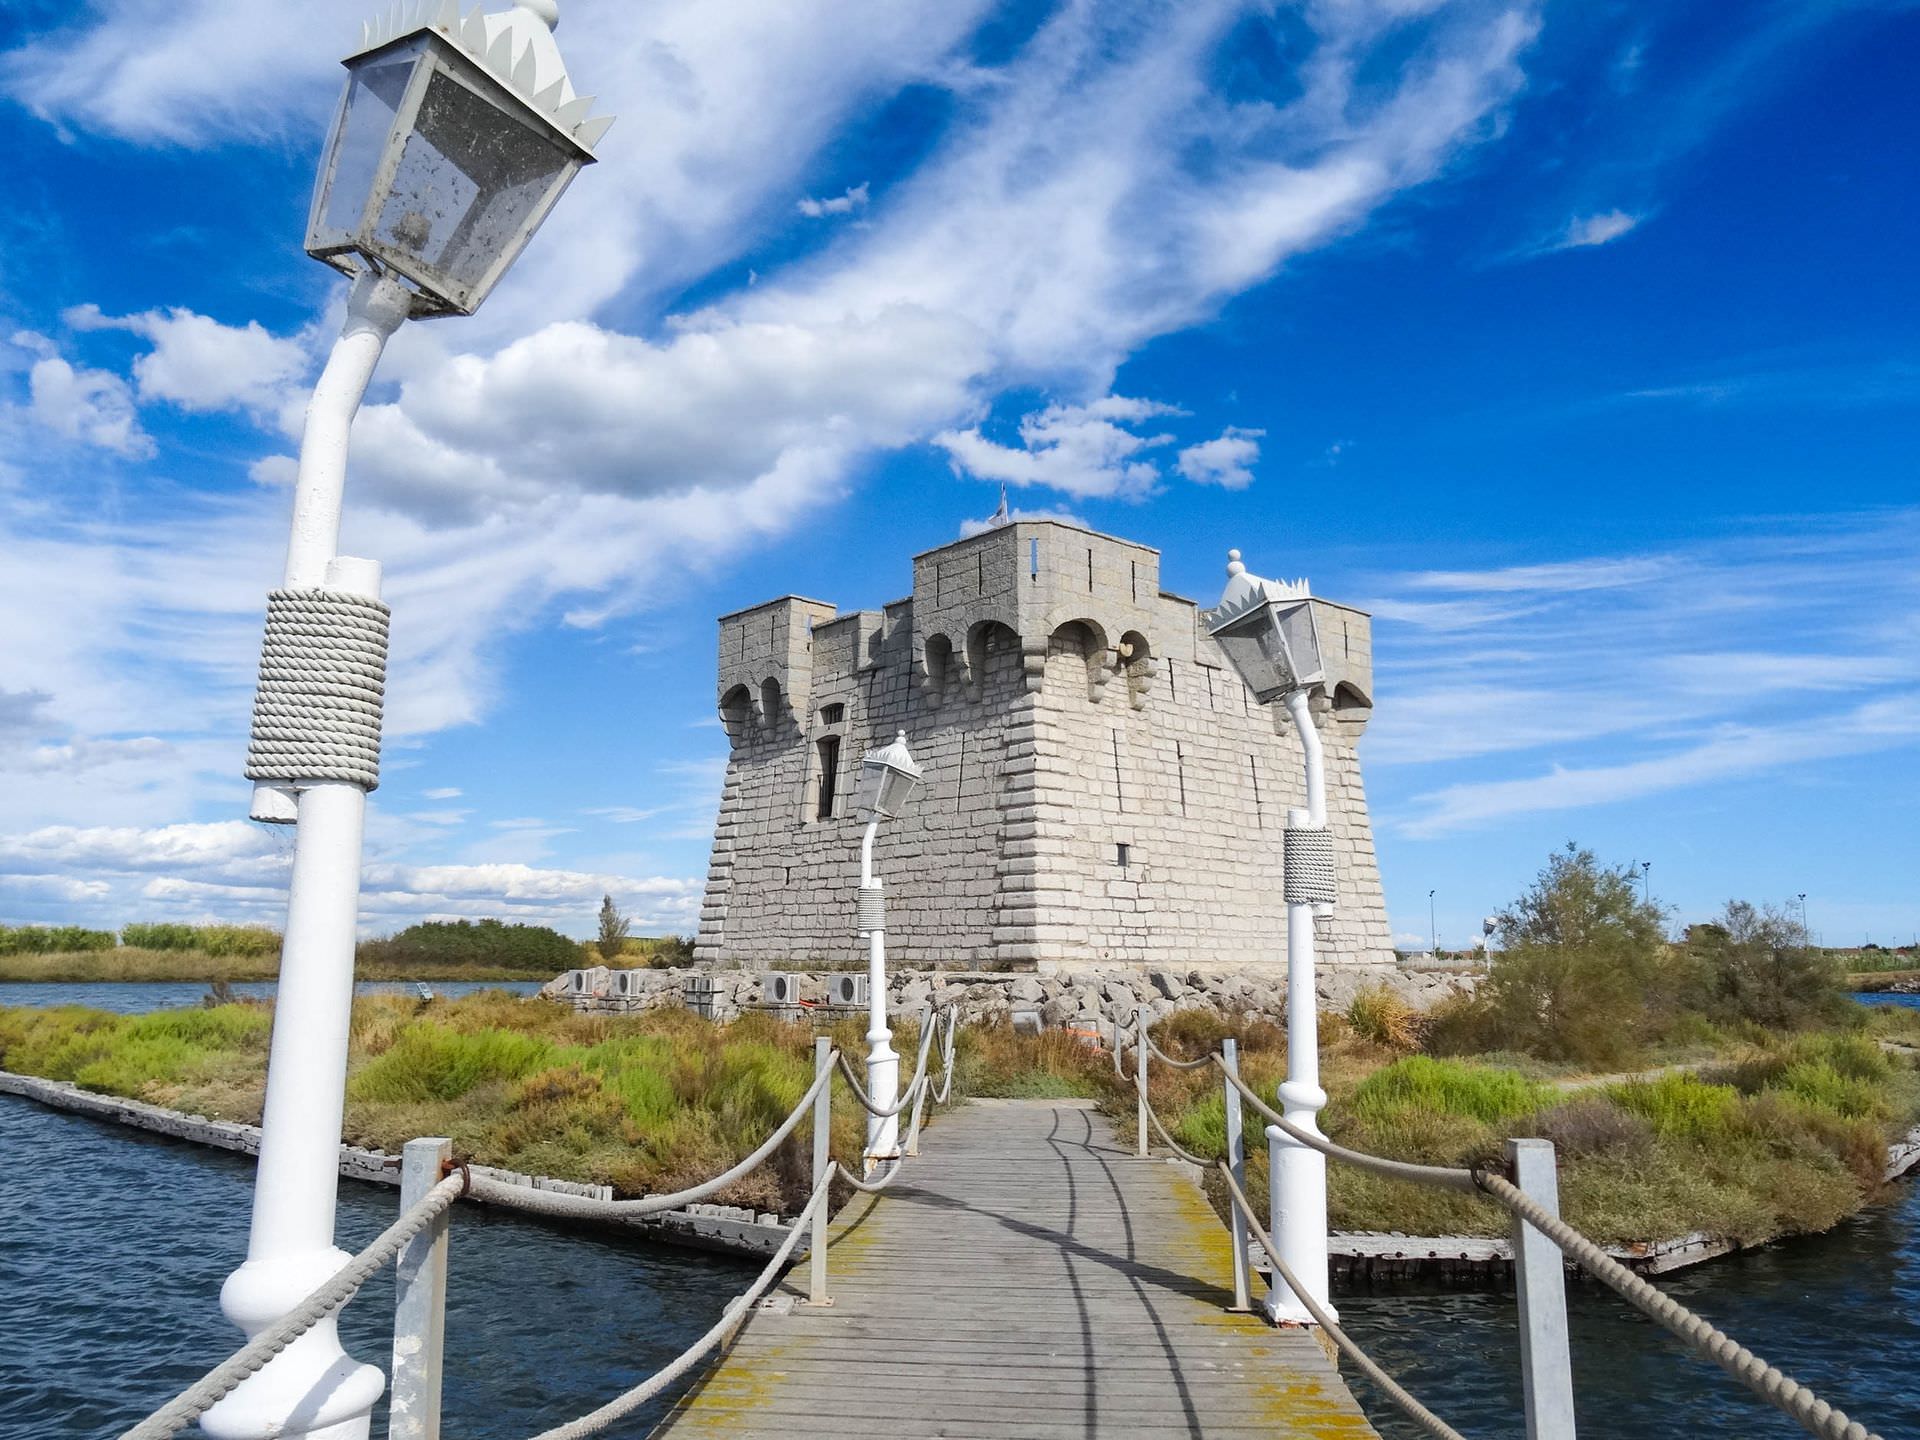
566, 970, 588, 994
763, 972, 800, 1005
829, 973, 868, 1007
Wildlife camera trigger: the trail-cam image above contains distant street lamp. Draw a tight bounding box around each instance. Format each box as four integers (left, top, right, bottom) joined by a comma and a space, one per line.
1428, 889, 1437, 958
1203, 549, 1336, 1326
1640, 861, 1652, 907
207, 7, 609, 1440
854, 731, 925, 1170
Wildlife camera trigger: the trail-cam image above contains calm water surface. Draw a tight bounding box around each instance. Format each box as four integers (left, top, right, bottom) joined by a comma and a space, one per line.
0, 980, 542, 1013
0, 1098, 741, 1440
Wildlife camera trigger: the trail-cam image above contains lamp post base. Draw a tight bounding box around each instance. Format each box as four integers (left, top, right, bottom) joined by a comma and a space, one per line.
200, 1250, 384, 1440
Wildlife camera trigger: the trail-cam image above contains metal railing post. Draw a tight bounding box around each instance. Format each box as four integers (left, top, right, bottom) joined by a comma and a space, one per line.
1509, 1138, 1577, 1439
1222, 1038, 1252, 1312
390, 1136, 452, 1440
1134, 1006, 1149, 1158
808, 1037, 832, 1306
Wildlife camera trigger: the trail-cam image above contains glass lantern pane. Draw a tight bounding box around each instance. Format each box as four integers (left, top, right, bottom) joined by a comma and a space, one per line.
315, 44, 423, 246
1214, 617, 1291, 700
1277, 602, 1324, 685
370, 63, 574, 305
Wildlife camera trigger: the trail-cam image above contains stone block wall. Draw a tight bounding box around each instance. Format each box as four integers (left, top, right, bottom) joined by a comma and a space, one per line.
695, 521, 1397, 977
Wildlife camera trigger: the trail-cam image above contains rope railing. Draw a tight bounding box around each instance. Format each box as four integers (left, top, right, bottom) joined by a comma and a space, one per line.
120, 1004, 962, 1440
1214, 1160, 1467, 1440
118, 1169, 467, 1440
1481, 1171, 1881, 1440
1122, 1009, 1887, 1440
523, 1172, 835, 1440
470, 1060, 837, 1221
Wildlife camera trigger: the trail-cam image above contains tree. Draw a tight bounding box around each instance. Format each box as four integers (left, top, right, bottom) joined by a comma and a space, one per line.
1686, 899, 1840, 1028
596, 894, 630, 962
1453, 844, 1673, 1065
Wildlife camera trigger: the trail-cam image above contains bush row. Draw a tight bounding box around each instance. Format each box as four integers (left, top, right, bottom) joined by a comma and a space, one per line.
0, 926, 118, 954
119, 924, 281, 956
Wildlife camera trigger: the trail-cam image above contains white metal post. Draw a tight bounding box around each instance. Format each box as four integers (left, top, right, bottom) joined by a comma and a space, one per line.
809, 1037, 833, 1305
1509, 1138, 1578, 1439
1222, 1038, 1251, 1312
1135, 1006, 1150, 1158
859, 818, 900, 1171
1266, 688, 1334, 1326
389, 1138, 452, 1440
203, 273, 408, 1440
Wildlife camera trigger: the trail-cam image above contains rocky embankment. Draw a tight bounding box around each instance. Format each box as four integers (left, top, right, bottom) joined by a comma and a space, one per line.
543, 960, 1471, 1027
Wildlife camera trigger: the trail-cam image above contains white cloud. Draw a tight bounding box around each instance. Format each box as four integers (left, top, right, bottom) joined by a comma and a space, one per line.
934, 396, 1180, 501
1556, 209, 1640, 250
23, 351, 154, 457
957, 504, 1090, 539
798, 182, 869, 217
0, 820, 698, 934
68, 304, 310, 417
1175, 426, 1264, 489
422, 787, 463, 800
0, 0, 1548, 919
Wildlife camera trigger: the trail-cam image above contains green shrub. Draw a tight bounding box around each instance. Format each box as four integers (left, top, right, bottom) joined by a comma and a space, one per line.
1351, 1056, 1552, 1126
356, 919, 583, 973
1607, 1073, 1742, 1142
0, 925, 117, 955
347, 1024, 555, 1102
120, 923, 199, 951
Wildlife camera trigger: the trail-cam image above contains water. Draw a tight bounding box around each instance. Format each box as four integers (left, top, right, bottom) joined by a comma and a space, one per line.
0, 980, 543, 1014
1338, 1184, 1920, 1438
5, 1094, 1917, 1440
1856, 990, 1920, 1010
0, 1098, 742, 1439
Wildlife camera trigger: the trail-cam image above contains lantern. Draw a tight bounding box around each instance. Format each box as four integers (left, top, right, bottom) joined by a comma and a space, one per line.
856, 731, 925, 820
1200, 550, 1326, 702
305, 0, 613, 317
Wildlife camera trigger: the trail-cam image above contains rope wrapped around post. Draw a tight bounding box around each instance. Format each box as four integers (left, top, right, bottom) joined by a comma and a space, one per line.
1281, 824, 1336, 906
1215, 1161, 1467, 1440
244, 587, 391, 790
120, 1171, 466, 1440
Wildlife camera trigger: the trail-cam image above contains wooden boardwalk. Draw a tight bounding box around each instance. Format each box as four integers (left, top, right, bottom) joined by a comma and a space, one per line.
651, 1098, 1379, 1438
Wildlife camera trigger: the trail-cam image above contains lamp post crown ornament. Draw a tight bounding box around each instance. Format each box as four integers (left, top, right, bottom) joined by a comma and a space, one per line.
349, 0, 614, 154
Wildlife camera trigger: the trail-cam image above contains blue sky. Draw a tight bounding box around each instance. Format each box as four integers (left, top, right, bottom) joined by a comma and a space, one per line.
0, 0, 1915, 947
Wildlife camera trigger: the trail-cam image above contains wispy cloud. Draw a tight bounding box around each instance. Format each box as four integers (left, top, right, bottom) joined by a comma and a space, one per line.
1401, 693, 1920, 837
1366, 510, 1920, 832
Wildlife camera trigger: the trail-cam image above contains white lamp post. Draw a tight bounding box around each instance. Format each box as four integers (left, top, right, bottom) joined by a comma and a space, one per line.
206, 8, 609, 1440
853, 731, 924, 1170
1201, 548, 1336, 1326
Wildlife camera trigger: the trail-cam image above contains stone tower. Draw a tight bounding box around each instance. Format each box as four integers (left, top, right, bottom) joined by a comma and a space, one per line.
695, 521, 1394, 975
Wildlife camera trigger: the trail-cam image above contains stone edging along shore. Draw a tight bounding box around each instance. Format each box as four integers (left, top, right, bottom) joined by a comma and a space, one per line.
0, 1070, 789, 1262
11, 1068, 1919, 1284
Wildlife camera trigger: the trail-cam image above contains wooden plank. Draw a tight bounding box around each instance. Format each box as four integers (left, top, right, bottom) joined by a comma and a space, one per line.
650, 1099, 1378, 1438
